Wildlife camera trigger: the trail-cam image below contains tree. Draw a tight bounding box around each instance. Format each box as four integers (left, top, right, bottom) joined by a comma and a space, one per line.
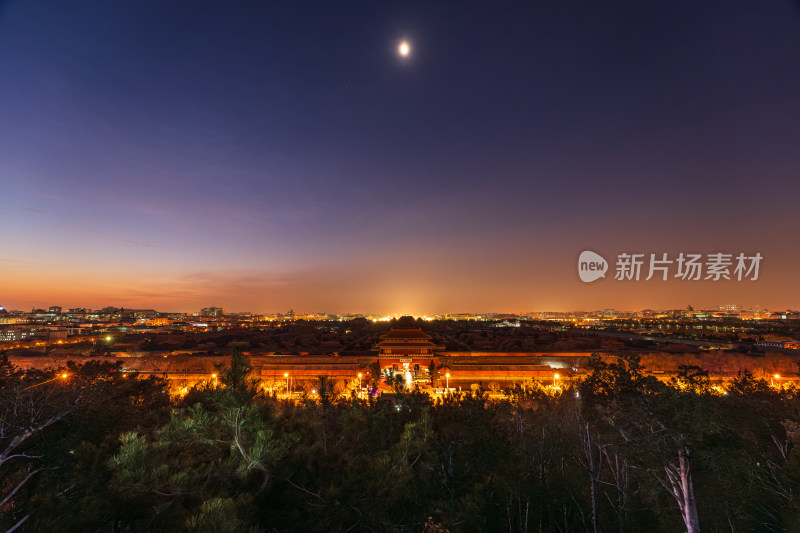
581, 354, 704, 533
214, 344, 259, 406
1, 357, 171, 531
670, 365, 712, 394
109, 401, 293, 530
0, 357, 68, 531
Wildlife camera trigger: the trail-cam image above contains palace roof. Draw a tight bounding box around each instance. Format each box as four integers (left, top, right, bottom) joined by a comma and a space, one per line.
378, 328, 433, 341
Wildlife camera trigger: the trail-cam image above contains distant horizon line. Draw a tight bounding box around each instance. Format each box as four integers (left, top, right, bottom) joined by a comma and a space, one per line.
2, 304, 797, 316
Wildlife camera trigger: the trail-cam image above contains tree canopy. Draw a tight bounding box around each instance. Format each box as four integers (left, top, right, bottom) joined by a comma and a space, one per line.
2, 353, 800, 532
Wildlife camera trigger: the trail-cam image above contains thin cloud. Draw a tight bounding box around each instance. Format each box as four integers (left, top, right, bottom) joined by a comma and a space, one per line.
21, 207, 45, 214
123, 240, 160, 248
84, 228, 160, 248
86, 228, 115, 239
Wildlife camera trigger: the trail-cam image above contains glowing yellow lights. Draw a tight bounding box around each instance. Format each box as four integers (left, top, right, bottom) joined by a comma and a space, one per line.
398, 41, 410, 57
61, 373, 68, 379
774, 374, 781, 379
211, 373, 217, 379
358, 373, 362, 378
284, 372, 289, 378
554, 373, 560, 380
106, 336, 112, 341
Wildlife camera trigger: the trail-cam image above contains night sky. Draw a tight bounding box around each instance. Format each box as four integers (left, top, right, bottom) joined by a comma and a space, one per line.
1, 1, 799, 314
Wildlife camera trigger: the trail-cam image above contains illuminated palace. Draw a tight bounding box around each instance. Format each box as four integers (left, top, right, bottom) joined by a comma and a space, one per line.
374, 327, 442, 372
11, 325, 588, 391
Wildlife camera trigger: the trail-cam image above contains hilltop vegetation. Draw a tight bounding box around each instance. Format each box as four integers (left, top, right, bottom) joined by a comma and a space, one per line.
3, 350, 800, 532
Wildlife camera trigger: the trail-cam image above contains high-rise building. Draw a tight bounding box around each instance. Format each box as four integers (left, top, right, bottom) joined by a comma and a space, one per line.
201, 307, 225, 317
49, 306, 62, 314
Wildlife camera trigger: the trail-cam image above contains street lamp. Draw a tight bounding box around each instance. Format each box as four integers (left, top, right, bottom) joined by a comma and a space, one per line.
554, 373, 560, 387
22, 372, 69, 391
445, 372, 450, 391
358, 372, 363, 397
772, 374, 781, 387
284, 372, 290, 395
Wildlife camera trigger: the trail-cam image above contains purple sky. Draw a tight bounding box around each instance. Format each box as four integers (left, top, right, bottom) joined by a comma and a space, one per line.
1, 1, 799, 314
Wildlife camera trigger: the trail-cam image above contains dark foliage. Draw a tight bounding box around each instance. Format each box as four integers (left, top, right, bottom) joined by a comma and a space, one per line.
3, 354, 800, 532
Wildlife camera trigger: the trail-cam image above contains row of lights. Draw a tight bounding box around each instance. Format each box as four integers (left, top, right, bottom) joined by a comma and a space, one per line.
199, 370, 793, 394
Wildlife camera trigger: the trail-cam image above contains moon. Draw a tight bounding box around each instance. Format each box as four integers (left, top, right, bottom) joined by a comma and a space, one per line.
398, 41, 410, 57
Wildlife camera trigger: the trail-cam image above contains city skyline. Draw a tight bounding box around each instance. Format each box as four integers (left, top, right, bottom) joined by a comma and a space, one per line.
0, 300, 794, 318
2, 1, 799, 313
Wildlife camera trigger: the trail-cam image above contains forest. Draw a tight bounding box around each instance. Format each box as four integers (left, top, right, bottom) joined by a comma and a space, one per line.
2, 349, 800, 533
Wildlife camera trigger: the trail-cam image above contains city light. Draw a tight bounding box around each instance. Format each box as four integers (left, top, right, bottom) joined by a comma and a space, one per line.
22, 372, 70, 391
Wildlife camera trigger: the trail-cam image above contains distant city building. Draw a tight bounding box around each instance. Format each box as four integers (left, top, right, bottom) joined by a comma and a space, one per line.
131, 309, 159, 318
201, 307, 225, 317
294, 313, 331, 321
0, 327, 37, 342
49, 306, 62, 314
47, 328, 68, 341
755, 340, 800, 350
444, 313, 481, 321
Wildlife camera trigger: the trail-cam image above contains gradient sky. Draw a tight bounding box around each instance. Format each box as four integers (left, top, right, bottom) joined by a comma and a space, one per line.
1, 1, 799, 314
